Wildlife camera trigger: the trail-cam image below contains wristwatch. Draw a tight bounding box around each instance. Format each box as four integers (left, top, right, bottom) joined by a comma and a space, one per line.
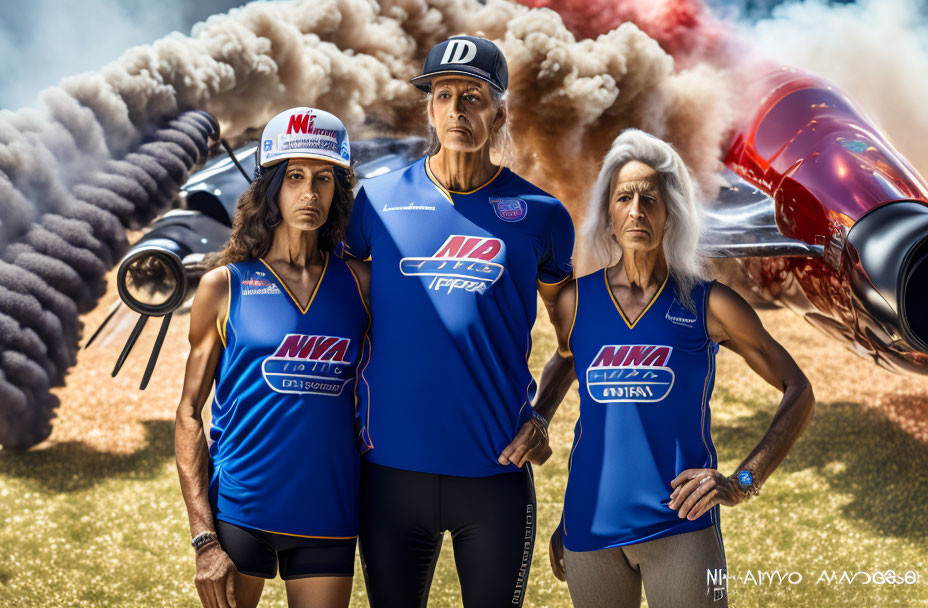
530, 410, 549, 442
733, 469, 760, 498
191, 531, 218, 551
532, 409, 550, 429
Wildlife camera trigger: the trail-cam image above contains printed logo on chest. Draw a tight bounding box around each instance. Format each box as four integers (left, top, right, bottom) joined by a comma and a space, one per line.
586, 344, 675, 403
399, 234, 505, 295
261, 334, 353, 396
241, 278, 281, 296
665, 297, 698, 328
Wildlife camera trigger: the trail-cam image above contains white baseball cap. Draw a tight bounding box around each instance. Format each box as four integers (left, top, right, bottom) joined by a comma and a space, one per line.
257, 107, 351, 172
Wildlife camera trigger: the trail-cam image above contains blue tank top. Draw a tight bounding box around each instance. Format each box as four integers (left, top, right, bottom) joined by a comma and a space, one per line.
342, 156, 574, 476
563, 270, 719, 551
208, 253, 370, 538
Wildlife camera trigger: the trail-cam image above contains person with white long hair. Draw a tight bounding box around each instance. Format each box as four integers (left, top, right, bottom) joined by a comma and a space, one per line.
533, 129, 815, 607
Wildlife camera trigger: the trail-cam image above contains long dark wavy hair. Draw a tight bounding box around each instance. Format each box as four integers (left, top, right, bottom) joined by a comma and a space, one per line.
213, 160, 356, 266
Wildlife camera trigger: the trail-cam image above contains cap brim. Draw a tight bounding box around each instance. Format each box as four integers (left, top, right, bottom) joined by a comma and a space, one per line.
262, 153, 350, 170
410, 69, 504, 93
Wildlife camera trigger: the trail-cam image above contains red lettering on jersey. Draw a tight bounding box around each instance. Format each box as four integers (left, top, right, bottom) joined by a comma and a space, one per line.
610, 345, 629, 366
590, 344, 672, 368
275, 334, 310, 358
286, 113, 314, 134
433, 235, 502, 260
272, 334, 351, 362
297, 336, 318, 358
622, 345, 655, 366
457, 237, 483, 258
309, 337, 338, 360
641, 346, 671, 366
470, 239, 501, 260
592, 346, 617, 367
435, 235, 466, 258
325, 338, 350, 363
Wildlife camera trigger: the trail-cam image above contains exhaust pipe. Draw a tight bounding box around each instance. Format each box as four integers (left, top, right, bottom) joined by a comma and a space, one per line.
99, 210, 231, 388
846, 200, 928, 353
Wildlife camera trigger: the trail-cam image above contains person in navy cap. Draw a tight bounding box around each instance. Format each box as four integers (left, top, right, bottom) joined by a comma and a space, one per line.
341, 35, 575, 606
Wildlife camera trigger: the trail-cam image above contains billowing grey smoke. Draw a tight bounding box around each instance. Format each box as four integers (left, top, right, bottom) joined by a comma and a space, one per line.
0, 110, 217, 450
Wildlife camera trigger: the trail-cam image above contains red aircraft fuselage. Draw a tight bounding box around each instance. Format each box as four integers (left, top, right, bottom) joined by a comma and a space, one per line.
725, 67, 928, 373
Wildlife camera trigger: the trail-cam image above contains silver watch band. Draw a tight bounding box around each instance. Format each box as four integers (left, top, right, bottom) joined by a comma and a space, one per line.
191, 531, 218, 551
532, 409, 549, 429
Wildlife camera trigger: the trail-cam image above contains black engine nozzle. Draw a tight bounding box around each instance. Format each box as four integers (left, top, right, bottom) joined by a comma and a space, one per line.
846, 200, 928, 353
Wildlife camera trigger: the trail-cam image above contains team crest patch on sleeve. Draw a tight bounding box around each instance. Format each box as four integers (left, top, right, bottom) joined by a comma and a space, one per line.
586, 345, 675, 403
399, 235, 505, 294
261, 334, 353, 395
490, 197, 527, 222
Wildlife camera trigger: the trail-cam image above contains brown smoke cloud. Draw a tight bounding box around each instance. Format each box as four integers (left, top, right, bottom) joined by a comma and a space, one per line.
498, 10, 731, 216
0, 0, 734, 448
33, 0, 730, 208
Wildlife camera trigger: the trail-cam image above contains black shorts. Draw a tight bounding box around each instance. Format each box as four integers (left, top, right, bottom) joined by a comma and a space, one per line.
214, 519, 356, 580
358, 461, 537, 608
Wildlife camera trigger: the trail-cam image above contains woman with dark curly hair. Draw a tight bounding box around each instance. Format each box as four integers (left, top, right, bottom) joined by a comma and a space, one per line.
174, 108, 370, 608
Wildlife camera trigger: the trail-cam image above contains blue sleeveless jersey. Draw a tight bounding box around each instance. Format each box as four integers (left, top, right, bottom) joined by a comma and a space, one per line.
208, 253, 370, 538
342, 157, 574, 477
563, 270, 720, 551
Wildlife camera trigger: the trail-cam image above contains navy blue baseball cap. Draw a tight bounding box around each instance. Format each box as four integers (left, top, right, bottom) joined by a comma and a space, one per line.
410, 35, 508, 93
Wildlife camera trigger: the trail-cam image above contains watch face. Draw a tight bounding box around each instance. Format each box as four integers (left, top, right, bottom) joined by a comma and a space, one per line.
737, 470, 753, 488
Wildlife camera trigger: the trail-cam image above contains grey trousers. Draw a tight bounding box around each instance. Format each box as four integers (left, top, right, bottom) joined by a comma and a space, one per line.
564, 525, 728, 608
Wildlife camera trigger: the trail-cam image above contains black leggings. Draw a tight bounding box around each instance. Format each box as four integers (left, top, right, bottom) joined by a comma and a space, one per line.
359, 461, 537, 608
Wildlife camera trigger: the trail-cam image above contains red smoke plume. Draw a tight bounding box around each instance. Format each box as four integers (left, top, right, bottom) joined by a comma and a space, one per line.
517, 0, 736, 66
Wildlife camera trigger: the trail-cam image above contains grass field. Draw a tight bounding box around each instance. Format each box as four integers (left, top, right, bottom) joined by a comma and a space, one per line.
2, 275, 928, 607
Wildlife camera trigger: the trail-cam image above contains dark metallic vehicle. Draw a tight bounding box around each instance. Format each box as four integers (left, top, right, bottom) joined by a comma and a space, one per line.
104, 68, 928, 383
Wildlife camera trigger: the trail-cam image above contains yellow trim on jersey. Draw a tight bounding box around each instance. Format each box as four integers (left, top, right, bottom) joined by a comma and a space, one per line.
424, 158, 454, 204
341, 242, 372, 262
424, 157, 505, 203
251, 526, 358, 540
344, 262, 371, 321
538, 272, 573, 287
604, 268, 668, 330
258, 252, 329, 315
216, 266, 231, 348
446, 163, 504, 194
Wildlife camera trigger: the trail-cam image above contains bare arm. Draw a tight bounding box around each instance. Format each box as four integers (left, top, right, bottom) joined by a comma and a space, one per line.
175, 267, 226, 536
174, 266, 237, 608
534, 280, 577, 424
670, 282, 815, 520
498, 278, 576, 467
708, 282, 814, 482
537, 281, 576, 581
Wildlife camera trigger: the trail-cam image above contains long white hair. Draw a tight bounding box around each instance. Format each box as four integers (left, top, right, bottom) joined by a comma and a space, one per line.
581, 129, 709, 310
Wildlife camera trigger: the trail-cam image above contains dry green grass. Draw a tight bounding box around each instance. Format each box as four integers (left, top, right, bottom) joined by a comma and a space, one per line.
1, 290, 927, 607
